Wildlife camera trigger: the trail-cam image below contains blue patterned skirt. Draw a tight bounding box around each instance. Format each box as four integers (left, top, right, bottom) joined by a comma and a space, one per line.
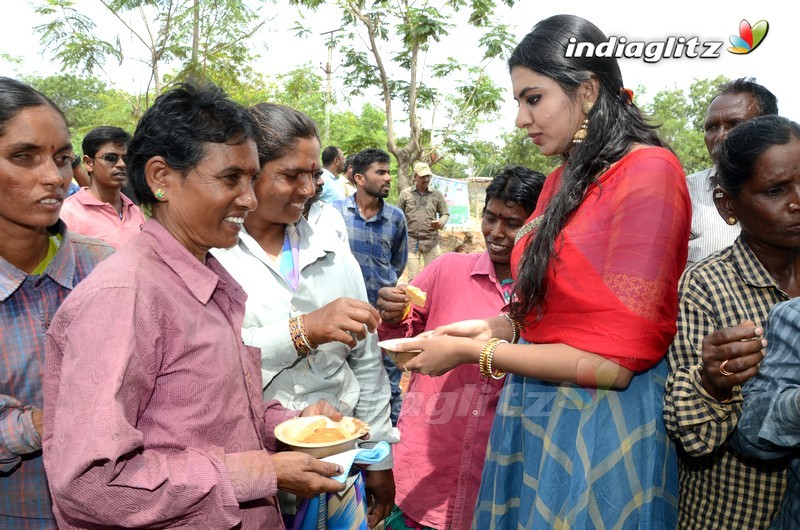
473, 358, 678, 529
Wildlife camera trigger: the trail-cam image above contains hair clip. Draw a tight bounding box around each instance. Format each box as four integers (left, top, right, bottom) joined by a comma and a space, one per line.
619, 87, 634, 105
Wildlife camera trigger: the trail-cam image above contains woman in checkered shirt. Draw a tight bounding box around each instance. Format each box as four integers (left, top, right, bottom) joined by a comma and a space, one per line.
664, 115, 800, 528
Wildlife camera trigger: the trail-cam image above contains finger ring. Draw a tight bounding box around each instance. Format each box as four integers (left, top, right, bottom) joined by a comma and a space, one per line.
719, 360, 734, 376
403, 364, 409, 373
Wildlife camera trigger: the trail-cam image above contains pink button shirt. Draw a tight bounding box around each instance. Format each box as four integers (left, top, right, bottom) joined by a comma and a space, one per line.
44, 220, 296, 529
60, 188, 146, 249
378, 251, 506, 530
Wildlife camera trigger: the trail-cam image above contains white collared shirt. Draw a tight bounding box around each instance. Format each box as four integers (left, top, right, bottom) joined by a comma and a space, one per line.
687, 167, 741, 267
211, 220, 396, 468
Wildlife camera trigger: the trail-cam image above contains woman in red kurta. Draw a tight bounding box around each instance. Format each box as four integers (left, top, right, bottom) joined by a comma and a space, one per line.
396, 15, 690, 529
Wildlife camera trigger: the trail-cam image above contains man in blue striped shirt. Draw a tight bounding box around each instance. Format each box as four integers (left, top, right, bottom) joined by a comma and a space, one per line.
333, 149, 407, 307
333, 148, 407, 425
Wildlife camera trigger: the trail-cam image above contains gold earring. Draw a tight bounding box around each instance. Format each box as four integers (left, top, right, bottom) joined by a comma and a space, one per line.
572, 101, 594, 144
154, 189, 166, 201
726, 216, 737, 226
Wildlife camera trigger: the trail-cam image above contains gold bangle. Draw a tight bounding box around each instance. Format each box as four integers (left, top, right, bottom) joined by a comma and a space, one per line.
289, 316, 311, 357
501, 313, 521, 344
299, 314, 317, 351
479, 338, 507, 379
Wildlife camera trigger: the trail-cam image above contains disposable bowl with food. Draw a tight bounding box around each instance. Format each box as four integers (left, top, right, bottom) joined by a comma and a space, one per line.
378, 337, 422, 366
274, 415, 369, 458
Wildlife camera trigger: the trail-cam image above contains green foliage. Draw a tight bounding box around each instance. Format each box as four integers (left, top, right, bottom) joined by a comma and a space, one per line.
644, 75, 728, 175
34, 1, 124, 73
33, 0, 263, 95
497, 128, 561, 175
25, 73, 138, 153
290, 0, 517, 189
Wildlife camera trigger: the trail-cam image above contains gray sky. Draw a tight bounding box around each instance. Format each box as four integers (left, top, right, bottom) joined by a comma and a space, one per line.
2, 1, 796, 144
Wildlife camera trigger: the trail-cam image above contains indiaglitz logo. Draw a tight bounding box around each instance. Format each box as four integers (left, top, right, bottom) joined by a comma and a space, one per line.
565, 36, 724, 63
728, 19, 769, 54
564, 18, 770, 62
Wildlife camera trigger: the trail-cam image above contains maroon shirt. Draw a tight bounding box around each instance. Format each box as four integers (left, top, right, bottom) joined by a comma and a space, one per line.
378, 251, 507, 529
44, 220, 296, 529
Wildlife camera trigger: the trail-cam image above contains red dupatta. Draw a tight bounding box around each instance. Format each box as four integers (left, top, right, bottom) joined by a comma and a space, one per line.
511, 147, 691, 371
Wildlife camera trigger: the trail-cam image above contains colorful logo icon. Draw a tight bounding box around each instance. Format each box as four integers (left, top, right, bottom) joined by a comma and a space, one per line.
728, 19, 769, 54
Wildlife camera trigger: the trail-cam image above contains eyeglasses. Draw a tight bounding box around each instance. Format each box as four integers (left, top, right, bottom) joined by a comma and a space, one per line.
94, 153, 127, 165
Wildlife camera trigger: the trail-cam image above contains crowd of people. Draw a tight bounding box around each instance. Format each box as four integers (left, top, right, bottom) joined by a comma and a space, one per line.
2, 12, 799, 530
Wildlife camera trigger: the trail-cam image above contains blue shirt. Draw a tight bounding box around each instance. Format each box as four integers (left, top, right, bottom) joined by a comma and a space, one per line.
319, 168, 346, 204
333, 194, 407, 305
0, 222, 112, 527
731, 298, 800, 530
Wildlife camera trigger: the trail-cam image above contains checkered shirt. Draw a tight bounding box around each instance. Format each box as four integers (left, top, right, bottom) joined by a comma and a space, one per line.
664, 236, 789, 528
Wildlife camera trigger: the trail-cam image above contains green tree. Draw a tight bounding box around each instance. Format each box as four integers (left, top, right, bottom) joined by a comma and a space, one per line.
34, 0, 263, 109
290, 0, 517, 189
228, 65, 388, 159
497, 128, 560, 176
25, 73, 138, 152
644, 76, 728, 175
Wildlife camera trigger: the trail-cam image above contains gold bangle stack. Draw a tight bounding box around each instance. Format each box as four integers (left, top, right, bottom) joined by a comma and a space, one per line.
501, 313, 521, 344
480, 338, 507, 380
289, 315, 316, 357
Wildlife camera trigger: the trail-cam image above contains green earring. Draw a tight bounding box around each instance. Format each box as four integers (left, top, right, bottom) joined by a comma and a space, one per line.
155, 189, 166, 201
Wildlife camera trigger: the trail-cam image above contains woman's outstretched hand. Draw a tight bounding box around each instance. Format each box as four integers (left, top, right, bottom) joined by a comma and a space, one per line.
393, 335, 477, 377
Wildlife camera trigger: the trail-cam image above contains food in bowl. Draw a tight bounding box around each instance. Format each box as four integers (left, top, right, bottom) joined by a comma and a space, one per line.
275, 415, 370, 458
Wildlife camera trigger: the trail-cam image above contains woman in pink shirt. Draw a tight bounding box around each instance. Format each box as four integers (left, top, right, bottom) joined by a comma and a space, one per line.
43, 83, 346, 529
376, 166, 544, 530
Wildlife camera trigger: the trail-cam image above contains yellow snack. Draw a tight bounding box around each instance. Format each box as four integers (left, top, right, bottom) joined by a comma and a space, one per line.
294, 418, 327, 443
300, 427, 347, 443
406, 285, 427, 307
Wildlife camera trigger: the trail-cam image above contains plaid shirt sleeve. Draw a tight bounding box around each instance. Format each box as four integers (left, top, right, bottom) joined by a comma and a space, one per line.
0, 395, 42, 472
664, 275, 742, 457
391, 210, 408, 279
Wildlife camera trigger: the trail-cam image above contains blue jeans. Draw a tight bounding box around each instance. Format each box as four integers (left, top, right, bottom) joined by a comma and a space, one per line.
382, 353, 403, 426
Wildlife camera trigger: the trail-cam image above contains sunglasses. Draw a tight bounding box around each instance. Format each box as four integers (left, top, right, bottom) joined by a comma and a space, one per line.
94, 153, 127, 165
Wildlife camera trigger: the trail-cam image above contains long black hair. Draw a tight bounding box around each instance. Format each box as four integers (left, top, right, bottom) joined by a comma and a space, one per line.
508, 15, 665, 320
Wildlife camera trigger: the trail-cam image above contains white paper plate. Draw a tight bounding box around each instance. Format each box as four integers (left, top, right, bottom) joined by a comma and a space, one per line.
377, 337, 423, 353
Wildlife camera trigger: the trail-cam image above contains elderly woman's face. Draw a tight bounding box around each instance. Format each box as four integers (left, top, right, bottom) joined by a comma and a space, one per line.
731, 138, 800, 251
160, 140, 258, 260
0, 106, 72, 233
250, 136, 320, 227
